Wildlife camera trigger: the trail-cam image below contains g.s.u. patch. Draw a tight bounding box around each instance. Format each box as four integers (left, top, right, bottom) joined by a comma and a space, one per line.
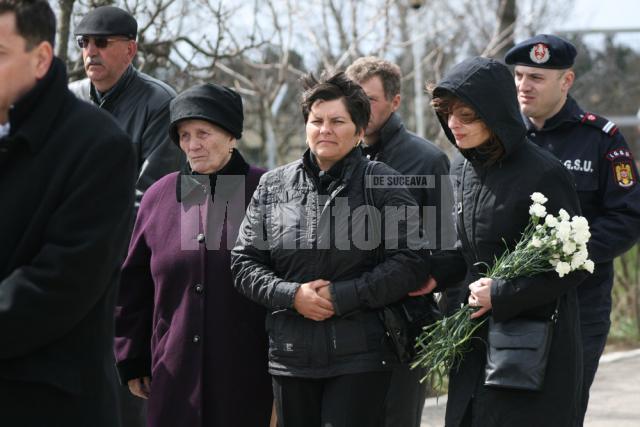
606, 149, 636, 188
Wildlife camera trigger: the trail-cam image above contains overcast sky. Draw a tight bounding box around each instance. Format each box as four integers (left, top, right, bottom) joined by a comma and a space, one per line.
558, 0, 639, 29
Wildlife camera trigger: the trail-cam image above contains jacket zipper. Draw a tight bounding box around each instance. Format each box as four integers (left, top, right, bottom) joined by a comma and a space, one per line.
459, 160, 480, 264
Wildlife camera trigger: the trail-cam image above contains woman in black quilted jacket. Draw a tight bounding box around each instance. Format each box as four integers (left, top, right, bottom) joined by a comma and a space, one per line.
232, 71, 430, 427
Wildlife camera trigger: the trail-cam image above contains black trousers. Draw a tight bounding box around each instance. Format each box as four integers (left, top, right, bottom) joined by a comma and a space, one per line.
577, 328, 609, 426
382, 364, 428, 427
116, 382, 146, 427
272, 371, 391, 427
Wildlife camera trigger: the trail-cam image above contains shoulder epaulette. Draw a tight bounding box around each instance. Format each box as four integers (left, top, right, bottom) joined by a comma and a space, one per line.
580, 112, 618, 136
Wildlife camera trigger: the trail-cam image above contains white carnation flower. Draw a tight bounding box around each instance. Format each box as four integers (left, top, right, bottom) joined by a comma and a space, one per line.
529, 203, 547, 218
555, 221, 572, 242
570, 216, 591, 244
559, 209, 570, 221
530, 237, 543, 248
573, 229, 591, 245
572, 249, 589, 264
530, 192, 548, 204
562, 240, 577, 255
582, 259, 595, 273
555, 261, 571, 277
571, 216, 589, 230
545, 215, 558, 228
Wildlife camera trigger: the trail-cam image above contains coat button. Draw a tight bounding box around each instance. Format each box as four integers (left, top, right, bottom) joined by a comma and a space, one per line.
194, 284, 204, 294
192, 334, 201, 343
196, 233, 205, 243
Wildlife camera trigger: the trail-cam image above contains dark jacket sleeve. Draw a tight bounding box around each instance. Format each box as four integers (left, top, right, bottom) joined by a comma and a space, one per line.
0, 130, 136, 359
135, 98, 183, 210
231, 180, 301, 310
490, 162, 589, 321
588, 133, 640, 263
114, 189, 160, 383
330, 164, 431, 316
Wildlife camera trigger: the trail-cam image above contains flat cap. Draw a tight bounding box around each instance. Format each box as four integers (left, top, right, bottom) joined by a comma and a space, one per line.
75, 6, 137, 39
169, 84, 244, 143
505, 34, 576, 69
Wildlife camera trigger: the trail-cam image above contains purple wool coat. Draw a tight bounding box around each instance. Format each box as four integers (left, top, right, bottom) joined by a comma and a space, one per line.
115, 152, 272, 427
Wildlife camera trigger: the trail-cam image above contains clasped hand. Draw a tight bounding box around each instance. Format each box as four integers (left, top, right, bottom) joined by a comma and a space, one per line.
293, 279, 334, 321
468, 277, 493, 319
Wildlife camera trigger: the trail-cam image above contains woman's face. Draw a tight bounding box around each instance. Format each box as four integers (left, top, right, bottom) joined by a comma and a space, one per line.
177, 119, 235, 174
447, 103, 490, 150
306, 98, 364, 170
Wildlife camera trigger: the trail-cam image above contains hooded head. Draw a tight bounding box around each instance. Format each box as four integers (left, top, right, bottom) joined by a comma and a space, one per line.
431, 57, 526, 163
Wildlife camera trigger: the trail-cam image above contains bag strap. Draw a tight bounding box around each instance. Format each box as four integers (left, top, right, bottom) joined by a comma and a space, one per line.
363, 161, 383, 263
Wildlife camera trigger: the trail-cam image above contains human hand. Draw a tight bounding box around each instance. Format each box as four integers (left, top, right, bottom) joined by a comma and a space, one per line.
468, 277, 493, 319
316, 282, 332, 301
128, 376, 151, 399
408, 276, 437, 296
293, 279, 334, 321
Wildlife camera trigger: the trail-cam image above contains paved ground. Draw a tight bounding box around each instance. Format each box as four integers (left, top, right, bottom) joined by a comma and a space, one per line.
420, 349, 640, 426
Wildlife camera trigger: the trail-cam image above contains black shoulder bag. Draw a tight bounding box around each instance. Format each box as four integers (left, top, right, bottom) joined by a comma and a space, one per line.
484, 299, 560, 391
363, 161, 442, 363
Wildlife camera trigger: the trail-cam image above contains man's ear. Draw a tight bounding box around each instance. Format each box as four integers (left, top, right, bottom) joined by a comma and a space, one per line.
561, 70, 575, 93
391, 94, 401, 112
127, 40, 138, 61
33, 41, 53, 79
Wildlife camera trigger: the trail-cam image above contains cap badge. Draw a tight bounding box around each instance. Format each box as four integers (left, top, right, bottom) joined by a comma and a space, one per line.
529, 43, 550, 64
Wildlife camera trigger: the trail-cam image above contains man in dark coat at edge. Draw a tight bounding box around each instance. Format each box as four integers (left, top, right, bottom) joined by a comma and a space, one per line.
346, 56, 460, 427
0, 1, 135, 426
505, 34, 640, 425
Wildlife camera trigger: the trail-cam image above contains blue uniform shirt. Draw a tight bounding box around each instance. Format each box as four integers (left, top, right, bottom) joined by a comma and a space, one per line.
524, 96, 640, 334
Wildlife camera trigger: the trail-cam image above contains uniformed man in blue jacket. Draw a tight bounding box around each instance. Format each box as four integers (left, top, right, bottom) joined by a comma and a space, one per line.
505, 34, 640, 425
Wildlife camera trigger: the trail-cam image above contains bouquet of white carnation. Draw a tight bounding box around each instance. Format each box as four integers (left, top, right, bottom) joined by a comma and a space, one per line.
411, 192, 593, 386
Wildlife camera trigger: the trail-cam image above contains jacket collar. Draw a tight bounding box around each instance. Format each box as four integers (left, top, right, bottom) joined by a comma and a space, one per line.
523, 95, 582, 132
7, 57, 68, 153
176, 148, 250, 202
378, 112, 403, 146
90, 64, 135, 107
363, 112, 403, 160
302, 145, 363, 195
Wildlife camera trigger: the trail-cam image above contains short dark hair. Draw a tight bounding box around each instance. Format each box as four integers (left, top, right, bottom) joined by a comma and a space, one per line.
345, 56, 402, 100
430, 89, 505, 166
300, 71, 371, 134
0, 0, 56, 50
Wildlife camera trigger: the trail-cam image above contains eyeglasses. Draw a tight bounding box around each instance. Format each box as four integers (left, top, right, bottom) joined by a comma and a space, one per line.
76, 36, 131, 49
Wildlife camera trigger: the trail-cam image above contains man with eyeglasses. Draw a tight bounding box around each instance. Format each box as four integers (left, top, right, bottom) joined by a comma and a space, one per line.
70, 5, 182, 212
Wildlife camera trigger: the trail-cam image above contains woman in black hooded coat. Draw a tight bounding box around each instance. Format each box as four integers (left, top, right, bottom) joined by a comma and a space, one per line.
431, 57, 589, 426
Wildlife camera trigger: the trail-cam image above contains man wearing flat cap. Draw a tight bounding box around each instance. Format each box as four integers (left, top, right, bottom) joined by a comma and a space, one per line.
70, 5, 182, 211
506, 34, 640, 425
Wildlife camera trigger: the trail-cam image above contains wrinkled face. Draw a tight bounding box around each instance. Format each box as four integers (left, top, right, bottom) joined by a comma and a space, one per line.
446, 103, 490, 150
177, 119, 235, 174
0, 13, 49, 122
306, 98, 363, 170
514, 65, 572, 122
80, 34, 135, 92
358, 75, 399, 137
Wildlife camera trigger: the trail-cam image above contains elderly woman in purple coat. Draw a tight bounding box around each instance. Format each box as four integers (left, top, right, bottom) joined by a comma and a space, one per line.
114, 84, 273, 427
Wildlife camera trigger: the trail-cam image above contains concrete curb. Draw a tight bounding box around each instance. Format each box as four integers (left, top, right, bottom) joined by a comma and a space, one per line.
600, 347, 640, 363
422, 347, 640, 408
